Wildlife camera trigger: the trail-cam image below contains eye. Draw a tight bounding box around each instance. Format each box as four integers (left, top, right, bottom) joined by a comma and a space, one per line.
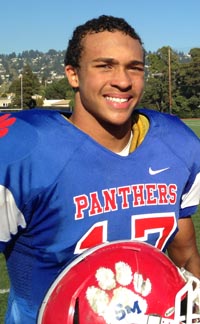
96, 63, 112, 70
129, 65, 144, 72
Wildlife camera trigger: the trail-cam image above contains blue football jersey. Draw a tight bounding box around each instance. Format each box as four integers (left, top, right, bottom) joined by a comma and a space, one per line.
0, 108, 200, 323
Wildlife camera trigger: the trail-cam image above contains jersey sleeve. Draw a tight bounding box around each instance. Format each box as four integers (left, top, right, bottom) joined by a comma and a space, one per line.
0, 110, 73, 253
180, 171, 200, 217
179, 127, 200, 217
0, 185, 26, 241
0, 113, 40, 251
141, 109, 200, 219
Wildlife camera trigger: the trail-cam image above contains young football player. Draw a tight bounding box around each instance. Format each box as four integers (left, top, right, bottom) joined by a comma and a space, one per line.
0, 15, 200, 323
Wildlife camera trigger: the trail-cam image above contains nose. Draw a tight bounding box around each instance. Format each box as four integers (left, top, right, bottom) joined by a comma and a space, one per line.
110, 68, 132, 90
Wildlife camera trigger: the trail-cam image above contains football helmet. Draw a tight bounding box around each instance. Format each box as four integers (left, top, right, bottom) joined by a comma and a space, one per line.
37, 241, 200, 324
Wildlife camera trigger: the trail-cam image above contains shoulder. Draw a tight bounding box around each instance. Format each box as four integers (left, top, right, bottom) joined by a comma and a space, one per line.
0, 109, 64, 163
136, 108, 200, 169
0, 109, 86, 180
0, 108, 64, 132
137, 107, 182, 126
0, 109, 76, 203
137, 108, 200, 143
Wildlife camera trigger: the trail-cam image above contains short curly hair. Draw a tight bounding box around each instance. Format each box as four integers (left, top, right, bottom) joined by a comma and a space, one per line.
64, 15, 144, 68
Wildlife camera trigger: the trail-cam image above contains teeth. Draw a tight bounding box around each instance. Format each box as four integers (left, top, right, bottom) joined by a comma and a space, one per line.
106, 96, 128, 103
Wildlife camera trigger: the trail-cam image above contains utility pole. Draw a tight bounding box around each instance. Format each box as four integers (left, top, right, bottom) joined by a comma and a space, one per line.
20, 74, 23, 110
168, 47, 172, 114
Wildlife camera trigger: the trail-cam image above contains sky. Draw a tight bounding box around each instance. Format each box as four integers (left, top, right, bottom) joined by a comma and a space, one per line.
1, 0, 200, 55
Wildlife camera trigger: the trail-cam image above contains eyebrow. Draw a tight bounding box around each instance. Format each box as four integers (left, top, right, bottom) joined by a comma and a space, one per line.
92, 57, 144, 65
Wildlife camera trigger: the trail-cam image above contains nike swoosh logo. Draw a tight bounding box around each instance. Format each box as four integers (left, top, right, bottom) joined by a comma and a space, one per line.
149, 167, 170, 175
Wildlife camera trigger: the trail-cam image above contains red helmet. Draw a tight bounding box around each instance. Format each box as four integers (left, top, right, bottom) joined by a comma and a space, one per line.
37, 241, 200, 324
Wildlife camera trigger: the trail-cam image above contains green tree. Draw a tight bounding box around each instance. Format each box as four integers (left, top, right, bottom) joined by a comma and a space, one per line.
10, 64, 40, 109
44, 78, 74, 101
141, 48, 169, 112
175, 48, 200, 117
141, 77, 167, 111
141, 47, 179, 113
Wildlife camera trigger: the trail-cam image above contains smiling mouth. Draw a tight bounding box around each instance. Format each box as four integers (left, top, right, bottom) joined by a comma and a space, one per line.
105, 96, 130, 103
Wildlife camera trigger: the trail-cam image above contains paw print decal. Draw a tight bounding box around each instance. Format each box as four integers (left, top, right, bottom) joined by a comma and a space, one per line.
0, 114, 16, 138
86, 261, 152, 323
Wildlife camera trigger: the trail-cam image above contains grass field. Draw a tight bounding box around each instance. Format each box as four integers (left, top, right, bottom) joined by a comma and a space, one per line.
183, 119, 200, 138
0, 118, 200, 323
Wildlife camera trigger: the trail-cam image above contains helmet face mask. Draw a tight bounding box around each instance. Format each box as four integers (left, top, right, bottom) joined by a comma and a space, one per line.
37, 241, 200, 324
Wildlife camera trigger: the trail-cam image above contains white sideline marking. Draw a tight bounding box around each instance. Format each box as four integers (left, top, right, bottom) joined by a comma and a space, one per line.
0, 289, 9, 294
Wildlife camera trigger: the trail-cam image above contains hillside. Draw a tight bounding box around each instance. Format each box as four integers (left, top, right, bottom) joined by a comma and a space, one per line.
0, 49, 191, 86
0, 49, 66, 85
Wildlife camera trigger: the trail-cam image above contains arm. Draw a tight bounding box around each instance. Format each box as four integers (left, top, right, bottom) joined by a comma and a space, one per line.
167, 217, 200, 279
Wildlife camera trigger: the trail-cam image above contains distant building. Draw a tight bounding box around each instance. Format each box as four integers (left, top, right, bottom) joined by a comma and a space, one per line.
42, 98, 71, 108
0, 97, 12, 108
41, 98, 72, 112
0, 96, 72, 112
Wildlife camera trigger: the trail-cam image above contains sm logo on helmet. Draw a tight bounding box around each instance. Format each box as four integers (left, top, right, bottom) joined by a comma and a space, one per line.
115, 300, 142, 321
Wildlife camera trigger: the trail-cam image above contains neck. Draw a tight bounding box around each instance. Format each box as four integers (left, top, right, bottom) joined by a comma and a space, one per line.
69, 109, 133, 153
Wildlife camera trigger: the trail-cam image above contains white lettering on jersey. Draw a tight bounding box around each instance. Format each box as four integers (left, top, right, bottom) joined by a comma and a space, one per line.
0, 185, 26, 241
181, 172, 200, 209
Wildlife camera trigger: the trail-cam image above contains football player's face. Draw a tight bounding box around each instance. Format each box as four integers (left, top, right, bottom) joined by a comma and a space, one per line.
67, 31, 145, 127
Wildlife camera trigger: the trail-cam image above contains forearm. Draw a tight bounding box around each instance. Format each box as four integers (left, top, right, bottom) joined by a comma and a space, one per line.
181, 252, 200, 279
168, 245, 200, 278
167, 218, 200, 278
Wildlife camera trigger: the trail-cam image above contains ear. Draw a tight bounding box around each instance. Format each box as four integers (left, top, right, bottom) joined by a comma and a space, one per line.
65, 65, 79, 88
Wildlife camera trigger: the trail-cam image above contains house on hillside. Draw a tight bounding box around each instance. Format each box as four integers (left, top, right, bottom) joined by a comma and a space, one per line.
0, 97, 12, 108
